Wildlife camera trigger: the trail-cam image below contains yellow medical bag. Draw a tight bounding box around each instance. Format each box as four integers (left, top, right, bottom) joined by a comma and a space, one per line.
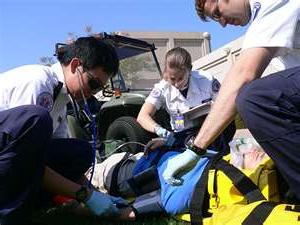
204, 200, 300, 225
177, 155, 280, 223
207, 155, 279, 211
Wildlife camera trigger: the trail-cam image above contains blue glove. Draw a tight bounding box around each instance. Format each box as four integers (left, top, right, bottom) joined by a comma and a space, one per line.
154, 126, 175, 147
85, 191, 128, 216
165, 131, 176, 147
162, 149, 200, 185
154, 126, 169, 138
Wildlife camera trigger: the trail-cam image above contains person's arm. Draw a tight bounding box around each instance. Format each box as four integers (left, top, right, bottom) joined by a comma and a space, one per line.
193, 47, 277, 150
43, 166, 85, 198
162, 47, 277, 185
43, 166, 127, 216
137, 102, 159, 133
138, 101, 175, 151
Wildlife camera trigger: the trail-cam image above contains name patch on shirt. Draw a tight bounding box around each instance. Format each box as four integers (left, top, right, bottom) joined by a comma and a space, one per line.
37, 92, 53, 111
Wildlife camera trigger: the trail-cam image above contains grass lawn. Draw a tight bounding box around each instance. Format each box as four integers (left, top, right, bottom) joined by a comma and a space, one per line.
33, 206, 189, 225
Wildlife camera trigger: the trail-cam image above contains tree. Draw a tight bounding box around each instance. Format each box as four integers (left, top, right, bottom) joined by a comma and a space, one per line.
39, 26, 95, 66
39, 56, 56, 66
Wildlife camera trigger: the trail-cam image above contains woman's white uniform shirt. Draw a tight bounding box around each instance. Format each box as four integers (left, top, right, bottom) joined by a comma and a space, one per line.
243, 0, 300, 71
0, 63, 70, 138
145, 70, 220, 131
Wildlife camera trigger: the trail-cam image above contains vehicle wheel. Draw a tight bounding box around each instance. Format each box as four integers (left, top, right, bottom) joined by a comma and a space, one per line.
106, 116, 152, 153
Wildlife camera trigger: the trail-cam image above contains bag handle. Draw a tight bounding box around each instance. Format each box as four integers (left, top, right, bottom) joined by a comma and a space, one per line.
215, 159, 266, 203
190, 157, 265, 225
242, 201, 278, 225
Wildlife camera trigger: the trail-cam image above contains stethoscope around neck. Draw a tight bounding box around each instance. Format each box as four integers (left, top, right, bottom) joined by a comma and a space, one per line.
69, 67, 98, 188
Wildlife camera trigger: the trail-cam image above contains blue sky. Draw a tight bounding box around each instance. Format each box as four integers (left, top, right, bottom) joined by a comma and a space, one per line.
0, 0, 247, 72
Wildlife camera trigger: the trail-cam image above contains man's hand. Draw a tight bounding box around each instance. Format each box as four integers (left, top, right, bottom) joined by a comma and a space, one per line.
162, 149, 200, 185
85, 191, 128, 217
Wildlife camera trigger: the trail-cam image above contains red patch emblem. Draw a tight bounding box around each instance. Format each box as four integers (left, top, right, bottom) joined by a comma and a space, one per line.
37, 92, 53, 111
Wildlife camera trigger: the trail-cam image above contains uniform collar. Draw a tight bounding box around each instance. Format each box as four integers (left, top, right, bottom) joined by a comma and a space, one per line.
169, 84, 179, 102
51, 62, 68, 95
188, 72, 201, 96
249, 0, 262, 22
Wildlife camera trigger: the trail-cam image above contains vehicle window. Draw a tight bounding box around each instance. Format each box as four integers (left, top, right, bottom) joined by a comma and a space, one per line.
119, 52, 161, 90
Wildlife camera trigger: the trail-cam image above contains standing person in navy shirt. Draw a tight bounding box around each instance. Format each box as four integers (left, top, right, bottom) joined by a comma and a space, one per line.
163, 0, 300, 202
0, 36, 127, 225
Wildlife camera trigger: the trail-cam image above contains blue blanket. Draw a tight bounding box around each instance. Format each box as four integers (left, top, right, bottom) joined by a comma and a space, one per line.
133, 150, 210, 215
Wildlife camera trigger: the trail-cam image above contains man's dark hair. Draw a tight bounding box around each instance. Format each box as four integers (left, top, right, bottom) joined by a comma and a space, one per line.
55, 36, 119, 77
195, 0, 209, 22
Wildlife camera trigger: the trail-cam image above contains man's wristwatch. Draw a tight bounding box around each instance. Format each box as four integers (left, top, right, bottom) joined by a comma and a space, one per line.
75, 186, 90, 203
186, 136, 206, 156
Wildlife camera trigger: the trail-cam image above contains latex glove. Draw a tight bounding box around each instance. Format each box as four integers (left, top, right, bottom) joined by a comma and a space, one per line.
162, 149, 200, 185
154, 126, 176, 145
154, 126, 169, 138
154, 126, 175, 143
85, 191, 128, 217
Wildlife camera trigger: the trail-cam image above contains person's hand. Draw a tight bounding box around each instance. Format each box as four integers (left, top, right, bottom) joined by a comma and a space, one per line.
144, 137, 166, 155
62, 197, 135, 221
85, 191, 128, 217
154, 126, 169, 138
154, 126, 175, 143
162, 149, 200, 185
144, 132, 176, 155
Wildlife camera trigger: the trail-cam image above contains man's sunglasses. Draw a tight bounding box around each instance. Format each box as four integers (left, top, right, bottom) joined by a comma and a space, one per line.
85, 70, 109, 94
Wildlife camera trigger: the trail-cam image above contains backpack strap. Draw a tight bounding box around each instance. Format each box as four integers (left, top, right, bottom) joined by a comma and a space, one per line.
215, 159, 266, 203
242, 201, 278, 225
189, 154, 266, 225
190, 151, 219, 225
190, 160, 213, 225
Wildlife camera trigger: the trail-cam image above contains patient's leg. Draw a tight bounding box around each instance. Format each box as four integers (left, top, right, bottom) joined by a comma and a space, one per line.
85, 152, 143, 197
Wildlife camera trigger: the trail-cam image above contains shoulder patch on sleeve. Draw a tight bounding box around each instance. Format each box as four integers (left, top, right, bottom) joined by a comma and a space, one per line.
150, 87, 162, 98
212, 79, 221, 93
37, 92, 53, 111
